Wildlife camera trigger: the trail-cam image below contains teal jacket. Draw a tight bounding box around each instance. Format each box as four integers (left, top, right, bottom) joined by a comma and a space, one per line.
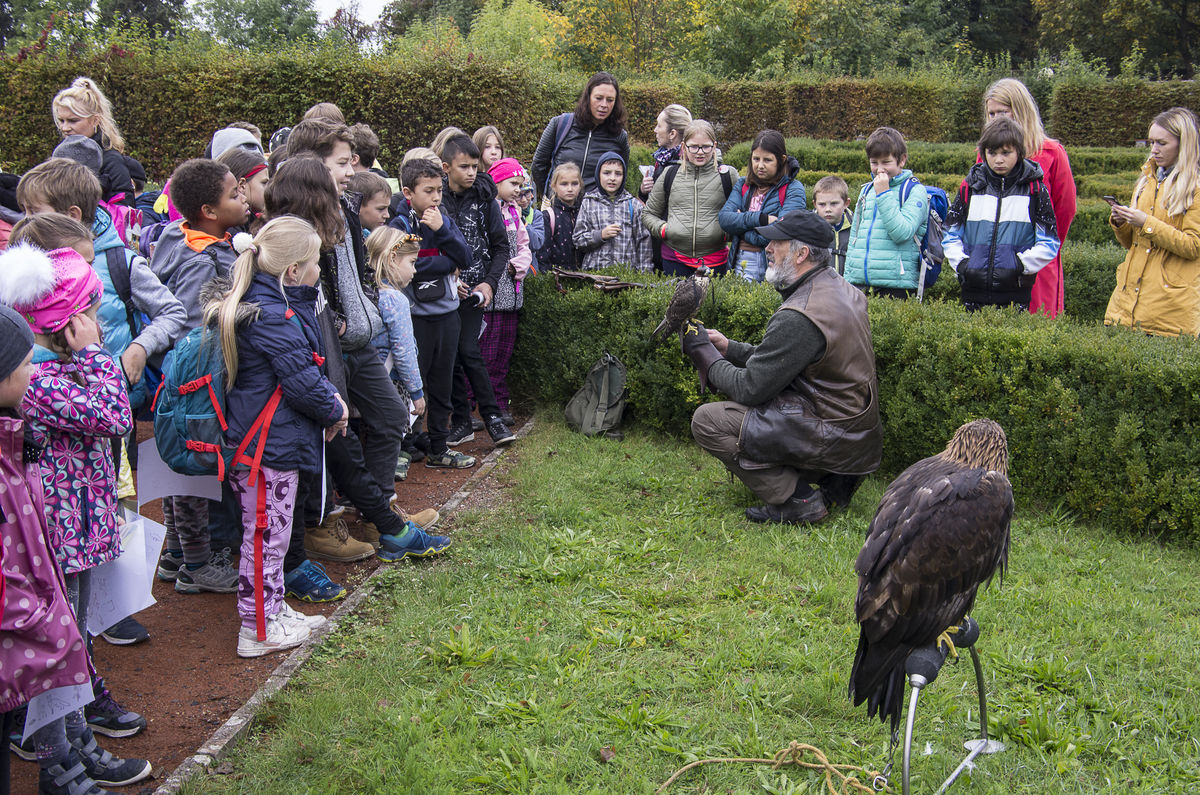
844, 169, 928, 289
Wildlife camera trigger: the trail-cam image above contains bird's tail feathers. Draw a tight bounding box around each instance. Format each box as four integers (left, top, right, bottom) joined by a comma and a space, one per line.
651, 319, 669, 341
849, 633, 908, 734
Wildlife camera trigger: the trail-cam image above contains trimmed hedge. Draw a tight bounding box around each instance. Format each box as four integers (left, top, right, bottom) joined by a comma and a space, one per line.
1050, 79, 1200, 147
512, 271, 1200, 541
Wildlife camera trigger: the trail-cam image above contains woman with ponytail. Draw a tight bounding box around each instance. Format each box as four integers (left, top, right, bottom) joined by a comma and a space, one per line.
204, 215, 349, 657
51, 77, 143, 207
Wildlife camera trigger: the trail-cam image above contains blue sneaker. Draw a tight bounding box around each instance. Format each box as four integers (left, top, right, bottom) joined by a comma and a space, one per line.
378, 522, 451, 561
284, 560, 347, 603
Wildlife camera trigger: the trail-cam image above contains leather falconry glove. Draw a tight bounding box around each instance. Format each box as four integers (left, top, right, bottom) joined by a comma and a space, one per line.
680, 322, 722, 391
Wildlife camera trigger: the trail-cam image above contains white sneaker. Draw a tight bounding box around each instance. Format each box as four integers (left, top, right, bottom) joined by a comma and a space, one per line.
279, 602, 327, 630
237, 616, 311, 658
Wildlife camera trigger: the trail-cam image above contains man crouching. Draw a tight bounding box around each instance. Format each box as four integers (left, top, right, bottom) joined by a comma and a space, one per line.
681, 211, 883, 525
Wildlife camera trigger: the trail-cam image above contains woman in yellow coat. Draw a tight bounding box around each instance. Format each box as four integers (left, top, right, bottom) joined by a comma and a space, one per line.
1105, 107, 1200, 337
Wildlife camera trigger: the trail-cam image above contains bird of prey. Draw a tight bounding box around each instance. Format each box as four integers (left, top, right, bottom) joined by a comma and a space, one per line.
651, 265, 711, 341
849, 418, 1013, 732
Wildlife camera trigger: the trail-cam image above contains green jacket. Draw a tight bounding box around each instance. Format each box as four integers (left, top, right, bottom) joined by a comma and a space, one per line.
844, 169, 927, 289
643, 159, 734, 259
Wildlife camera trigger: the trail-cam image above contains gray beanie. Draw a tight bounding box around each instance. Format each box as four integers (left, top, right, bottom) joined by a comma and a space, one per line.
52, 135, 105, 177
211, 127, 264, 160
0, 304, 34, 381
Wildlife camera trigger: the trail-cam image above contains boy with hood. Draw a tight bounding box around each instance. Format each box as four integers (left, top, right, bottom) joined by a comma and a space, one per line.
572, 151, 652, 272
943, 117, 1059, 311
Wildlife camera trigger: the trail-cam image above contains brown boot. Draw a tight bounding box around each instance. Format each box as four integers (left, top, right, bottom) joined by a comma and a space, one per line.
358, 500, 441, 549
304, 516, 374, 562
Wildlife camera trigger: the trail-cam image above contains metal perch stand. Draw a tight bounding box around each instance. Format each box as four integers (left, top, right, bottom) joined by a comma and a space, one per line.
896, 617, 1005, 794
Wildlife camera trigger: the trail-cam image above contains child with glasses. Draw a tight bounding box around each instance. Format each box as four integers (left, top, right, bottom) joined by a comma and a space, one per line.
643, 120, 736, 277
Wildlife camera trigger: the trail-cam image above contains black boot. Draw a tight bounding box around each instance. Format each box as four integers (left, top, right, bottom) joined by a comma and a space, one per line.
745, 487, 829, 525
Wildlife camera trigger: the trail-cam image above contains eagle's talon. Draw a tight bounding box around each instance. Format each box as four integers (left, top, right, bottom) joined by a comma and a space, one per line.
935, 625, 961, 660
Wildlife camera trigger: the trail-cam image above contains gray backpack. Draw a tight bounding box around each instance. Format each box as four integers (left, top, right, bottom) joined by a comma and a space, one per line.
565, 352, 627, 436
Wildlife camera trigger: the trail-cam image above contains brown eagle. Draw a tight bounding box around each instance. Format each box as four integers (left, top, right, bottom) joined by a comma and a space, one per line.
849, 418, 1013, 732
651, 265, 711, 342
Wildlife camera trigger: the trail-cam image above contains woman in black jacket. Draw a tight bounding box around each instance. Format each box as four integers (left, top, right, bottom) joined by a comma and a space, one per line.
51, 77, 143, 207
532, 72, 630, 196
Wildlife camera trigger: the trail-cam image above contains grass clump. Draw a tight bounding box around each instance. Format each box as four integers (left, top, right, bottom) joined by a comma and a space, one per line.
188, 418, 1200, 794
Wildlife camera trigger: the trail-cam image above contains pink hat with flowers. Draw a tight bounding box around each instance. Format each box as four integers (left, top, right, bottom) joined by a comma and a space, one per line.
488, 157, 525, 187
0, 243, 103, 334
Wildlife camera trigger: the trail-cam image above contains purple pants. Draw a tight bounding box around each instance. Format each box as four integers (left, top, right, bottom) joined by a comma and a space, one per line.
228, 466, 298, 631
475, 309, 519, 412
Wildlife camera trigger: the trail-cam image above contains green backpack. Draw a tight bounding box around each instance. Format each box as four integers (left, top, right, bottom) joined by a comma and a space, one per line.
565, 352, 627, 436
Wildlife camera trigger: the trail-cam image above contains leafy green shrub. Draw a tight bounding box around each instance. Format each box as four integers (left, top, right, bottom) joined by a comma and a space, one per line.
513, 271, 1200, 541
1063, 242, 1121, 322
1051, 78, 1200, 146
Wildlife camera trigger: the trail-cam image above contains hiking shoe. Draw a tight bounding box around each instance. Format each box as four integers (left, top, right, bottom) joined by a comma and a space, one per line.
70, 732, 152, 787
284, 560, 346, 603
37, 752, 106, 795
485, 414, 515, 445
278, 602, 327, 630
446, 420, 474, 447
99, 616, 149, 646
471, 416, 484, 431
155, 548, 183, 581
500, 412, 515, 427
397, 506, 440, 530
85, 689, 146, 739
237, 616, 311, 658
174, 548, 238, 594
377, 523, 452, 561
426, 449, 475, 468
304, 516, 374, 562
745, 489, 829, 526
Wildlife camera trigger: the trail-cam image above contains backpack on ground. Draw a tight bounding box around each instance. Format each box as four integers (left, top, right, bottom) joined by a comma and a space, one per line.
565, 352, 627, 436
897, 177, 949, 301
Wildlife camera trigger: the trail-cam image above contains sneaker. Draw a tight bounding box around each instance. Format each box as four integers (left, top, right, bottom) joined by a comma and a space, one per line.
85, 688, 147, 739
395, 457, 409, 481
425, 449, 476, 469
304, 516, 374, 562
277, 602, 327, 630
284, 560, 347, 603
174, 548, 239, 594
471, 417, 484, 431
446, 420, 474, 447
99, 616, 149, 646
9, 707, 34, 761
500, 412, 515, 427
377, 523, 452, 561
37, 752, 106, 795
485, 414, 515, 445
156, 548, 184, 581
70, 732, 152, 787
237, 615, 311, 658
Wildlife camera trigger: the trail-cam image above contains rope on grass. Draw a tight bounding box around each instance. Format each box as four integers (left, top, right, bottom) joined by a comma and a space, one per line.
655, 740, 888, 795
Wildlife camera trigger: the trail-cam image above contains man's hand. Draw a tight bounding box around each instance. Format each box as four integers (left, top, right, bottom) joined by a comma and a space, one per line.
706, 328, 729, 356
120, 342, 148, 385
680, 322, 723, 391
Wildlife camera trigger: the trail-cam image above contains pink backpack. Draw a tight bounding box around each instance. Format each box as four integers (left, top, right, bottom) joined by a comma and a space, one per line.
100, 194, 143, 249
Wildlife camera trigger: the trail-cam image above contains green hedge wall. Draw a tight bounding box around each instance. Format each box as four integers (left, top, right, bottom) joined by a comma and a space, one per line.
1050, 80, 1200, 147
512, 271, 1200, 542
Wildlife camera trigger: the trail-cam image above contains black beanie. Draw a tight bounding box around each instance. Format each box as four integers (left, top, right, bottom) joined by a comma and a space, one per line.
0, 304, 34, 381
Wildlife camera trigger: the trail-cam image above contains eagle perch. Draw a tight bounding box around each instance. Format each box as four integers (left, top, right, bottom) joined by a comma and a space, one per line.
849, 418, 1013, 733
651, 265, 710, 341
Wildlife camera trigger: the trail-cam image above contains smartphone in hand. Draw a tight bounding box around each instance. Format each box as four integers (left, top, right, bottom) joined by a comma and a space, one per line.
1102, 195, 1121, 206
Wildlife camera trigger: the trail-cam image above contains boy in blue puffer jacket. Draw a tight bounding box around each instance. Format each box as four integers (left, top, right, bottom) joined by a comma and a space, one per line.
942, 117, 1059, 311
844, 127, 928, 298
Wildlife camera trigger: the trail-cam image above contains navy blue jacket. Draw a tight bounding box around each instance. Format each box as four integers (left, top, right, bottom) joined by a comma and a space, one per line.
388, 199, 472, 318
225, 274, 343, 476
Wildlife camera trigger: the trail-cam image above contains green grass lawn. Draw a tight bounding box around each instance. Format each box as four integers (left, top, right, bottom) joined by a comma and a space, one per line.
188, 417, 1200, 794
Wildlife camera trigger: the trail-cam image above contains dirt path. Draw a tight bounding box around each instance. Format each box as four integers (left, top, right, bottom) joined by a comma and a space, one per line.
10, 419, 520, 794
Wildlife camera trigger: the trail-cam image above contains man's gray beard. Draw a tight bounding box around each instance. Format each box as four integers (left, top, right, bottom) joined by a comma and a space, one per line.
764, 263, 793, 289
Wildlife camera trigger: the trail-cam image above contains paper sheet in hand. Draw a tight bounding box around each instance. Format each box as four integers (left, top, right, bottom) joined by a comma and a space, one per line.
136, 438, 222, 507
126, 507, 168, 587
23, 684, 95, 742
86, 518, 155, 636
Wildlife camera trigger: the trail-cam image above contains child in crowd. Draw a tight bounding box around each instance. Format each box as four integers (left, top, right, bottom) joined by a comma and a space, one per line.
150, 158, 248, 596
719, 129, 806, 281
303, 102, 346, 124
943, 117, 1059, 311
431, 126, 468, 161
51, 77, 141, 207
482, 158, 533, 421
643, 120, 735, 277
540, 162, 582, 270
205, 217, 348, 657
349, 123, 388, 177
366, 227, 426, 482
518, 178, 545, 274
472, 126, 505, 173
388, 155, 474, 469
844, 126, 928, 297
0, 228, 153, 782
574, 152, 652, 272
216, 146, 270, 233
209, 125, 264, 160
438, 134, 516, 448
0, 300, 151, 794
348, 171, 393, 234
813, 175, 853, 276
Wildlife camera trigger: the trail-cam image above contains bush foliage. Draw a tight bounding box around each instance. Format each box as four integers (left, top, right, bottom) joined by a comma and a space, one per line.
512, 271, 1198, 541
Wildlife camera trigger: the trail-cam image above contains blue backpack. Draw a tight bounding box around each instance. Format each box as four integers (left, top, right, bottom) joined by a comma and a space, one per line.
898, 177, 949, 300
